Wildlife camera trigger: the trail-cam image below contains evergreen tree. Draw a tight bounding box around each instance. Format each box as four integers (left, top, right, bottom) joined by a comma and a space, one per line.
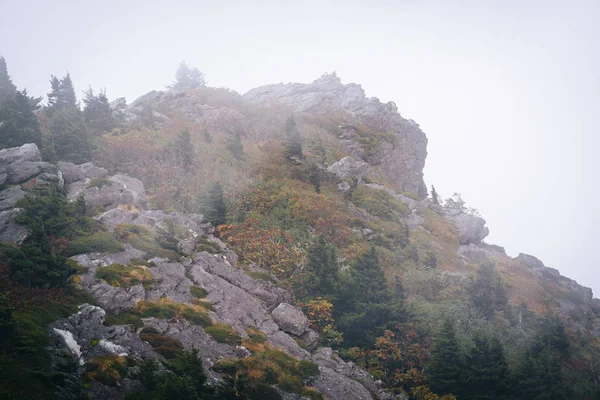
284, 116, 303, 161
171, 129, 195, 171
431, 185, 440, 205
298, 236, 340, 299
336, 247, 403, 347
0, 57, 16, 105
0, 90, 42, 148
200, 183, 226, 226
83, 87, 116, 134
168, 61, 206, 91
226, 131, 244, 161
43, 74, 92, 163
464, 331, 508, 400
429, 318, 463, 397
470, 262, 507, 319
307, 164, 322, 193
0, 292, 15, 349
202, 126, 212, 143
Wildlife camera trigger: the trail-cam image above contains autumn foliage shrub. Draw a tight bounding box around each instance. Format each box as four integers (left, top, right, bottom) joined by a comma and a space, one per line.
218, 218, 302, 279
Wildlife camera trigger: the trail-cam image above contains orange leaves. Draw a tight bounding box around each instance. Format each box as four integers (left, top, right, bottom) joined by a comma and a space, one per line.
301, 298, 343, 347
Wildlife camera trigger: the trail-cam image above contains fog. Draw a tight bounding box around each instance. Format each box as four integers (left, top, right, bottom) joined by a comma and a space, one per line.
2, 0, 599, 294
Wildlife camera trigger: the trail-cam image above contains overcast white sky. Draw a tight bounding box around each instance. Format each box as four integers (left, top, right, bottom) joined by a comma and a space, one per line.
2, 0, 599, 295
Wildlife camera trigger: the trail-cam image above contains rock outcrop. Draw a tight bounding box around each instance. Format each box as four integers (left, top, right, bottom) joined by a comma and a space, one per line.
0, 143, 63, 243
21, 156, 398, 399
244, 74, 428, 197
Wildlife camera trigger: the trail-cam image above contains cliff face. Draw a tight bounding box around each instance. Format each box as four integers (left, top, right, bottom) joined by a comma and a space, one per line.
0, 143, 401, 400
243, 74, 428, 197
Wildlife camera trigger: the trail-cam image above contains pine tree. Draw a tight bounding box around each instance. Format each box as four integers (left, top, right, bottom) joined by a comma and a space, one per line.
336, 247, 403, 347
307, 164, 322, 193
168, 61, 206, 91
352, 246, 389, 303
202, 126, 212, 143
429, 318, 463, 397
0, 90, 42, 149
83, 87, 115, 135
284, 116, 303, 161
431, 185, 440, 205
0, 291, 15, 349
226, 131, 244, 161
298, 236, 340, 299
43, 74, 92, 162
0, 57, 17, 105
470, 262, 507, 319
463, 331, 508, 400
171, 129, 195, 171
200, 183, 226, 226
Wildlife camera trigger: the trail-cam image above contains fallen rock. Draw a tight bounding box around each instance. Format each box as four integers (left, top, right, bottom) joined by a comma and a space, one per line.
271, 302, 309, 336
327, 156, 369, 182
0, 208, 28, 243
66, 173, 149, 211
58, 161, 108, 184
451, 213, 489, 245
0, 185, 25, 211
0, 143, 41, 164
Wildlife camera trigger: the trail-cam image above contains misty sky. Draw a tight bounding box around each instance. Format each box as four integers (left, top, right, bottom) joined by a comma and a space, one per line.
2, 0, 599, 295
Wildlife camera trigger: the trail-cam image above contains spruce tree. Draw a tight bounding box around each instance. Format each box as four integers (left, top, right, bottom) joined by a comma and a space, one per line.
336, 247, 403, 347
171, 129, 195, 171
202, 126, 212, 143
200, 183, 226, 226
226, 131, 244, 161
0, 57, 16, 105
0, 291, 15, 349
470, 262, 507, 319
43, 74, 92, 162
431, 185, 440, 205
168, 61, 206, 91
464, 331, 508, 400
83, 87, 116, 134
0, 90, 42, 148
298, 236, 340, 299
429, 318, 463, 397
284, 116, 303, 161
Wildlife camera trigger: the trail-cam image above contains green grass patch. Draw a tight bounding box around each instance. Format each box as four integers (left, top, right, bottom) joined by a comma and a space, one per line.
84, 356, 133, 386
190, 285, 208, 298
246, 327, 267, 344
212, 345, 321, 398
134, 298, 212, 327
197, 237, 221, 253
104, 311, 144, 330
65, 231, 123, 256
139, 327, 183, 359
114, 223, 179, 260
95, 263, 152, 287
351, 185, 410, 220
88, 178, 113, 189
247, 271, 276, 283
205, 323, 242, 346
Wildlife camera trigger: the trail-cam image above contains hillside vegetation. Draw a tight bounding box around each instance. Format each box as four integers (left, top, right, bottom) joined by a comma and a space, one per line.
1, 58, 599, 400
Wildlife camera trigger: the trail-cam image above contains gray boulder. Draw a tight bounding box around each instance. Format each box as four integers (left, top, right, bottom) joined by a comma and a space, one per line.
271, 302, 309, 336
0, 185, 25, 211
0, 143, 41, 163
0, 208, 28, 243
58, 161, 108, 184
5, 161, 58, 184
66, 173, 149, 211
327, 156, 369, 182
451, 213, 489, 245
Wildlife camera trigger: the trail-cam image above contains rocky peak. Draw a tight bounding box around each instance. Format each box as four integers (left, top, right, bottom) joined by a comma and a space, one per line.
244, 75, 428, 197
